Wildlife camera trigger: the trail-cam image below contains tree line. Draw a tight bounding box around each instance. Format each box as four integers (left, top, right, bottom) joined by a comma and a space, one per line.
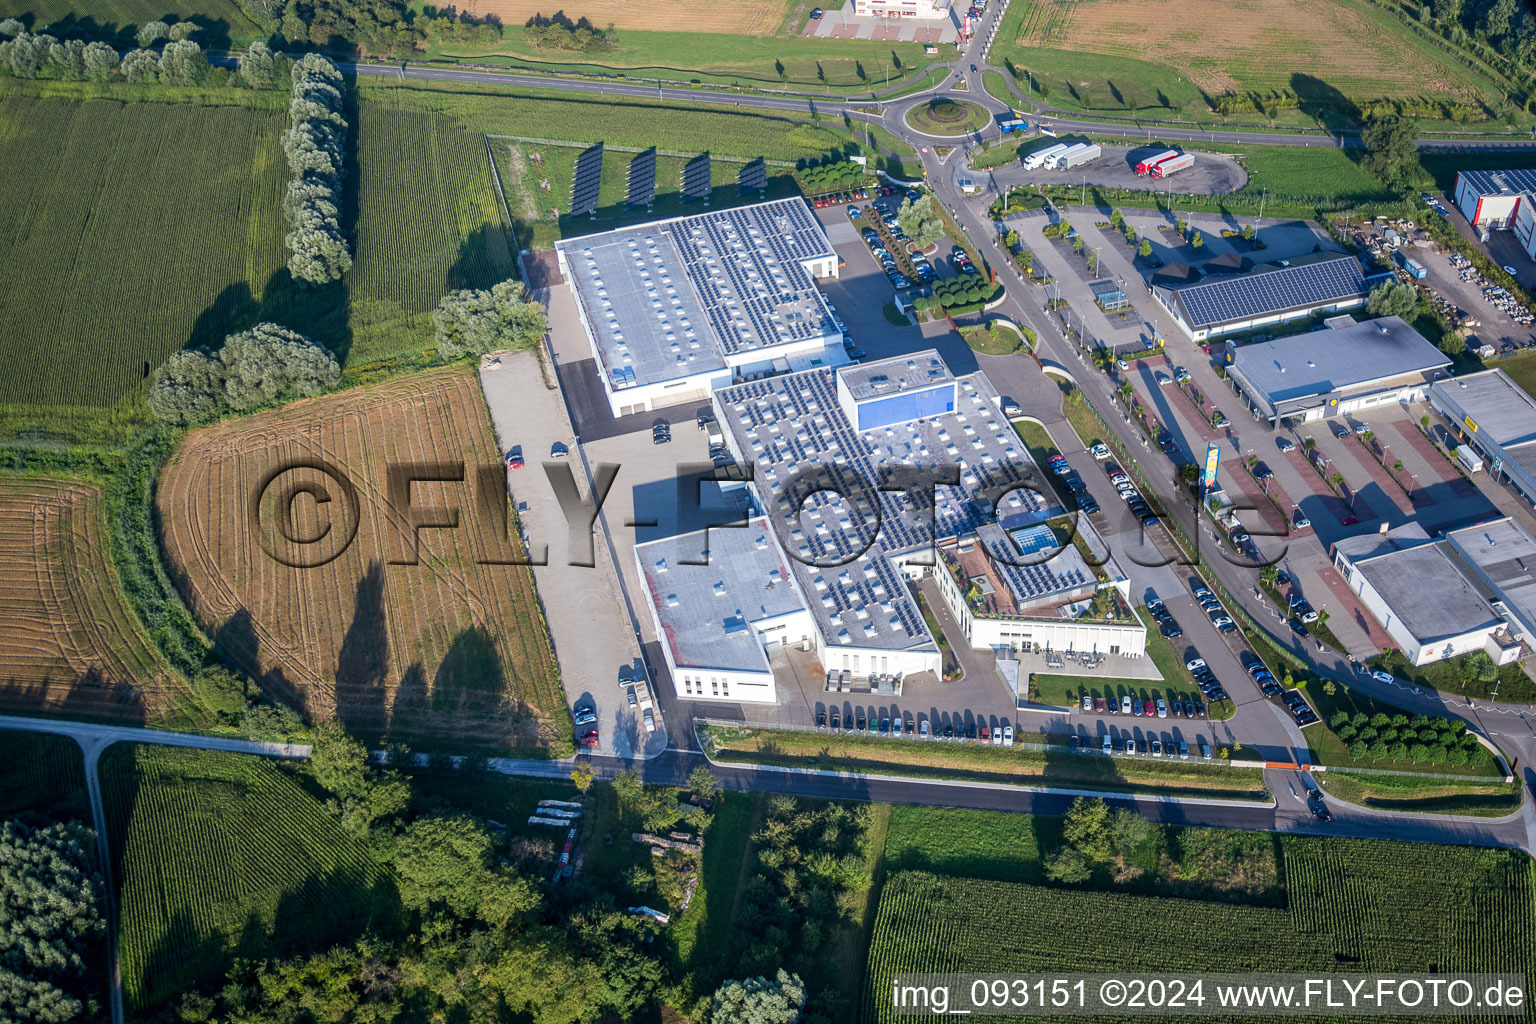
282, 53, 352, 285
0, 18, 209, 84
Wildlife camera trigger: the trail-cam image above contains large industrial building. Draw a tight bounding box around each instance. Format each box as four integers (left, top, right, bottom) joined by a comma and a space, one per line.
554, 198, 846, 417
631, 350, 1146, 704
1428, 369, 1536, 508
1151, 252, 1375, 342
1224, 315, 1451, 424
1332, 524, 1520, 667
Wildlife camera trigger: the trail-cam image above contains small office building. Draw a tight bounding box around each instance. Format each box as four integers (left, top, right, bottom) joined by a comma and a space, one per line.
1428, 369, 1536, 508
1225, 315, 1451, 424
1453, 168, 1536, 231
852, 0, 952, 18
1151, 253, 1373, 342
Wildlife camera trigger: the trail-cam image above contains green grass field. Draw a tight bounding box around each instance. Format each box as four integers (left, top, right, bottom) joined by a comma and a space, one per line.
0, 91, 288, 408
866, 834, 1534, 1022
101, 745, 400, 1012
427, 25, 937, 93
0, 731, 87, 822
1317, 770, 1520, 816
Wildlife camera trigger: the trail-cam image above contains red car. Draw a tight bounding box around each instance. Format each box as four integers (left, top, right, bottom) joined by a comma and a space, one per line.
1341, 513, 1358, 525
506, 447, 524, 470
1144, 700, 1155, 717
577, 727, 599, 747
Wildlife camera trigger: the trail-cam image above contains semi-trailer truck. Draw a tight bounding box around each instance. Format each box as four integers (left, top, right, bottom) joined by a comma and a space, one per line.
1135, 149, 1179, 175
1057, 143, 1102, 169
1022, 143, 1069, 170
1150, 152, 1195, 178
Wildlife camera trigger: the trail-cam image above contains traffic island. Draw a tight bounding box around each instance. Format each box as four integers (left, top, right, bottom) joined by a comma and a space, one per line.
904, 97, 992, 137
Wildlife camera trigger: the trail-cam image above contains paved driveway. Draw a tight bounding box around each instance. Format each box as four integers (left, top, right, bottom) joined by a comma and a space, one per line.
479, 351, 658, 759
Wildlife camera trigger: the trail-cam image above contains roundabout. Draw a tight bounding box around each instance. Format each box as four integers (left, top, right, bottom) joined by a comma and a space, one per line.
903, 96, 993, 138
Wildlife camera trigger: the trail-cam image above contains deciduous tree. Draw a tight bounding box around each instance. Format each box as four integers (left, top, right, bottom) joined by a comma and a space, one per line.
432, 279, 548, 359
709, 969, 807, 1024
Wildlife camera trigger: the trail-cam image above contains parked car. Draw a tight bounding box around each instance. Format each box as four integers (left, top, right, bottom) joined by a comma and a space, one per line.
1278, 438, 1296, 453
1001, 722, 1013, 745
578, 727, 599, 747
573, 701, 597, 726
1124, 738, 1136, 755
1120, 695, 1133, 715
1151, 738, 1163, 757
829, 709, 840, 730
505, 446, 524, 469
642, 708, 656, 733
919, 719, 930, 738
1371, 669, 1395, 684
1156, 699, 1168, 719
1090, 443, 1111, 460
1081, 695, 1093, 712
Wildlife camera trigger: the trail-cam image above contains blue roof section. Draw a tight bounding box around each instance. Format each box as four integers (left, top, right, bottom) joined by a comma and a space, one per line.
1171, 254, 1366, 330
1458, 168, 1536, 198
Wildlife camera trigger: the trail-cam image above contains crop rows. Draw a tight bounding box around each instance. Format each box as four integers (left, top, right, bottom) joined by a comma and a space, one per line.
0, 477, 187, 721
0, 96, 289, 407
102, 745, 397, 1011
866, 855, 1533, 1023
157, 366, 563, 751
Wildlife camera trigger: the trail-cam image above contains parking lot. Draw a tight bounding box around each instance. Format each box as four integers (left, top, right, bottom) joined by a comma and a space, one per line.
478, 350, 656, 758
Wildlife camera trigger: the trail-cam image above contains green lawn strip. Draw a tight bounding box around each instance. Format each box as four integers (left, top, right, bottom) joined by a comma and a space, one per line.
426, 25, 937, 92
1257, 579, 1346, 653
968, 138, 1022, 170
700, 725, 1271, 801
675, 790, 758, 993
1316, 770, 1521, 817
1368, 649, 1536, 705
990, 46, 1206, 119
980, 70, 1016, 108
905, 97, 993, 136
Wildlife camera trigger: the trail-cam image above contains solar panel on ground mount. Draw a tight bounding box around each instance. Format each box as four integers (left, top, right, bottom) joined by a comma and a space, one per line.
681, 153, 712, 201
570, 143, 604, 216
627, 148, 657, 208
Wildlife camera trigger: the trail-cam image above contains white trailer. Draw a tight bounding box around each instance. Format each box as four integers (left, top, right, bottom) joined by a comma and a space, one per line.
1149, 151, 1194, 178
1047, 143, 1088, 168
1056, 143, 1102, 170
1023, 143, 1069, 170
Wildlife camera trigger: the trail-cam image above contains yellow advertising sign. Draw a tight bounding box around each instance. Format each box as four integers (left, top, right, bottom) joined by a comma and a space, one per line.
1464, 416, 1479, 434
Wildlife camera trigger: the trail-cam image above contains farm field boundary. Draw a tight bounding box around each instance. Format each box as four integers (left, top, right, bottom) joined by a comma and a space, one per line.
156, 366, 565, 754
0, 476, 195, 725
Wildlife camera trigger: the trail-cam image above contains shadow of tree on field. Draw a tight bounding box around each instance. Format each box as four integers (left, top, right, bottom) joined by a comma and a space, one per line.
334, 561, 389, 735
386, 661, 429, 742
447, 223, 514, 293
1291, 72, 1360, 136
431, 627, 505, 717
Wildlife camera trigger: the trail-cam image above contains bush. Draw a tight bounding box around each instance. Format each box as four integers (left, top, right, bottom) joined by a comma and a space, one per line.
149, 323, 339, 425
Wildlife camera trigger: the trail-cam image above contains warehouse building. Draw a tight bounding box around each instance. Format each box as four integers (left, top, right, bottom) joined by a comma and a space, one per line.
1428, 369, 1536, 508
1332, 524, 1517, 667
1444, 517, 1536, 653
555, 198, 845, 417
1453, 168, 1536, 231
1151, 252, 1375, 342
1224, 315, 1451, 424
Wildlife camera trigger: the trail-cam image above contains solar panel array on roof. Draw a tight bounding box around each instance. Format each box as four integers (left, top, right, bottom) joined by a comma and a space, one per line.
713, 358, 1063, 650
681, 153, 712, 201
984, 526, 1089, 605
738, 158, 768, 194
1173, 255, 1365, 329
570, 143, 605, 216
627, 148, 657, 208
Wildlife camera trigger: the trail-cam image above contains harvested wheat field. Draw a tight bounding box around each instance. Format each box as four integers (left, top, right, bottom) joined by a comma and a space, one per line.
1018, 0, 1494, 101
0, 477, 187, 722
460, 0, 786, 35
158, 366, 564, 753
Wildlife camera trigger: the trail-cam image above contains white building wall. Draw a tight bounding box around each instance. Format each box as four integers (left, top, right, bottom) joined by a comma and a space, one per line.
852, 0, 951, 19
1337, 555, 1493, 667
820, 643, 941, 679
674, 666, 777, 703
1515, 200, 1536, 261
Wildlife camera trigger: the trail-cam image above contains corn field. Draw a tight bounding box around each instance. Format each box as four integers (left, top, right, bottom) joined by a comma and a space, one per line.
102, 745, 398, 1011
866, 844, 1533, 1023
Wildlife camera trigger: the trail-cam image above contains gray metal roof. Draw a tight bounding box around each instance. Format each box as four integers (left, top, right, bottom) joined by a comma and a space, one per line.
1170, 254, 1366, 330
1334, 522, 1430, 563
1429, 370, 1536, 449
637, 517, 808, 673
1351, 541, 1501, 645
839, 350, 954, 401
1228, 316, 1450, 408
713, 354, 1059, 653
1444, 517, 1536, 635
1457, 168, 1536, 199
557, 197, 837, 390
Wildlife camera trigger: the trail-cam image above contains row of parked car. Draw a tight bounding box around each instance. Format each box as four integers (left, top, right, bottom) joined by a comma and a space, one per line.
1074, 731, 1213, 760
1079, 692, 1210, 719
1044, 452, 1099, 515
1182, 655, 1231, 704
815, 707, 1016, 744
1104, 460, 1159, 528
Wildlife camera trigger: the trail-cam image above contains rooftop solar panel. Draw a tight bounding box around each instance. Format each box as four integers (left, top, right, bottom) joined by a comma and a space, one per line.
1173, 255, 1365, 329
